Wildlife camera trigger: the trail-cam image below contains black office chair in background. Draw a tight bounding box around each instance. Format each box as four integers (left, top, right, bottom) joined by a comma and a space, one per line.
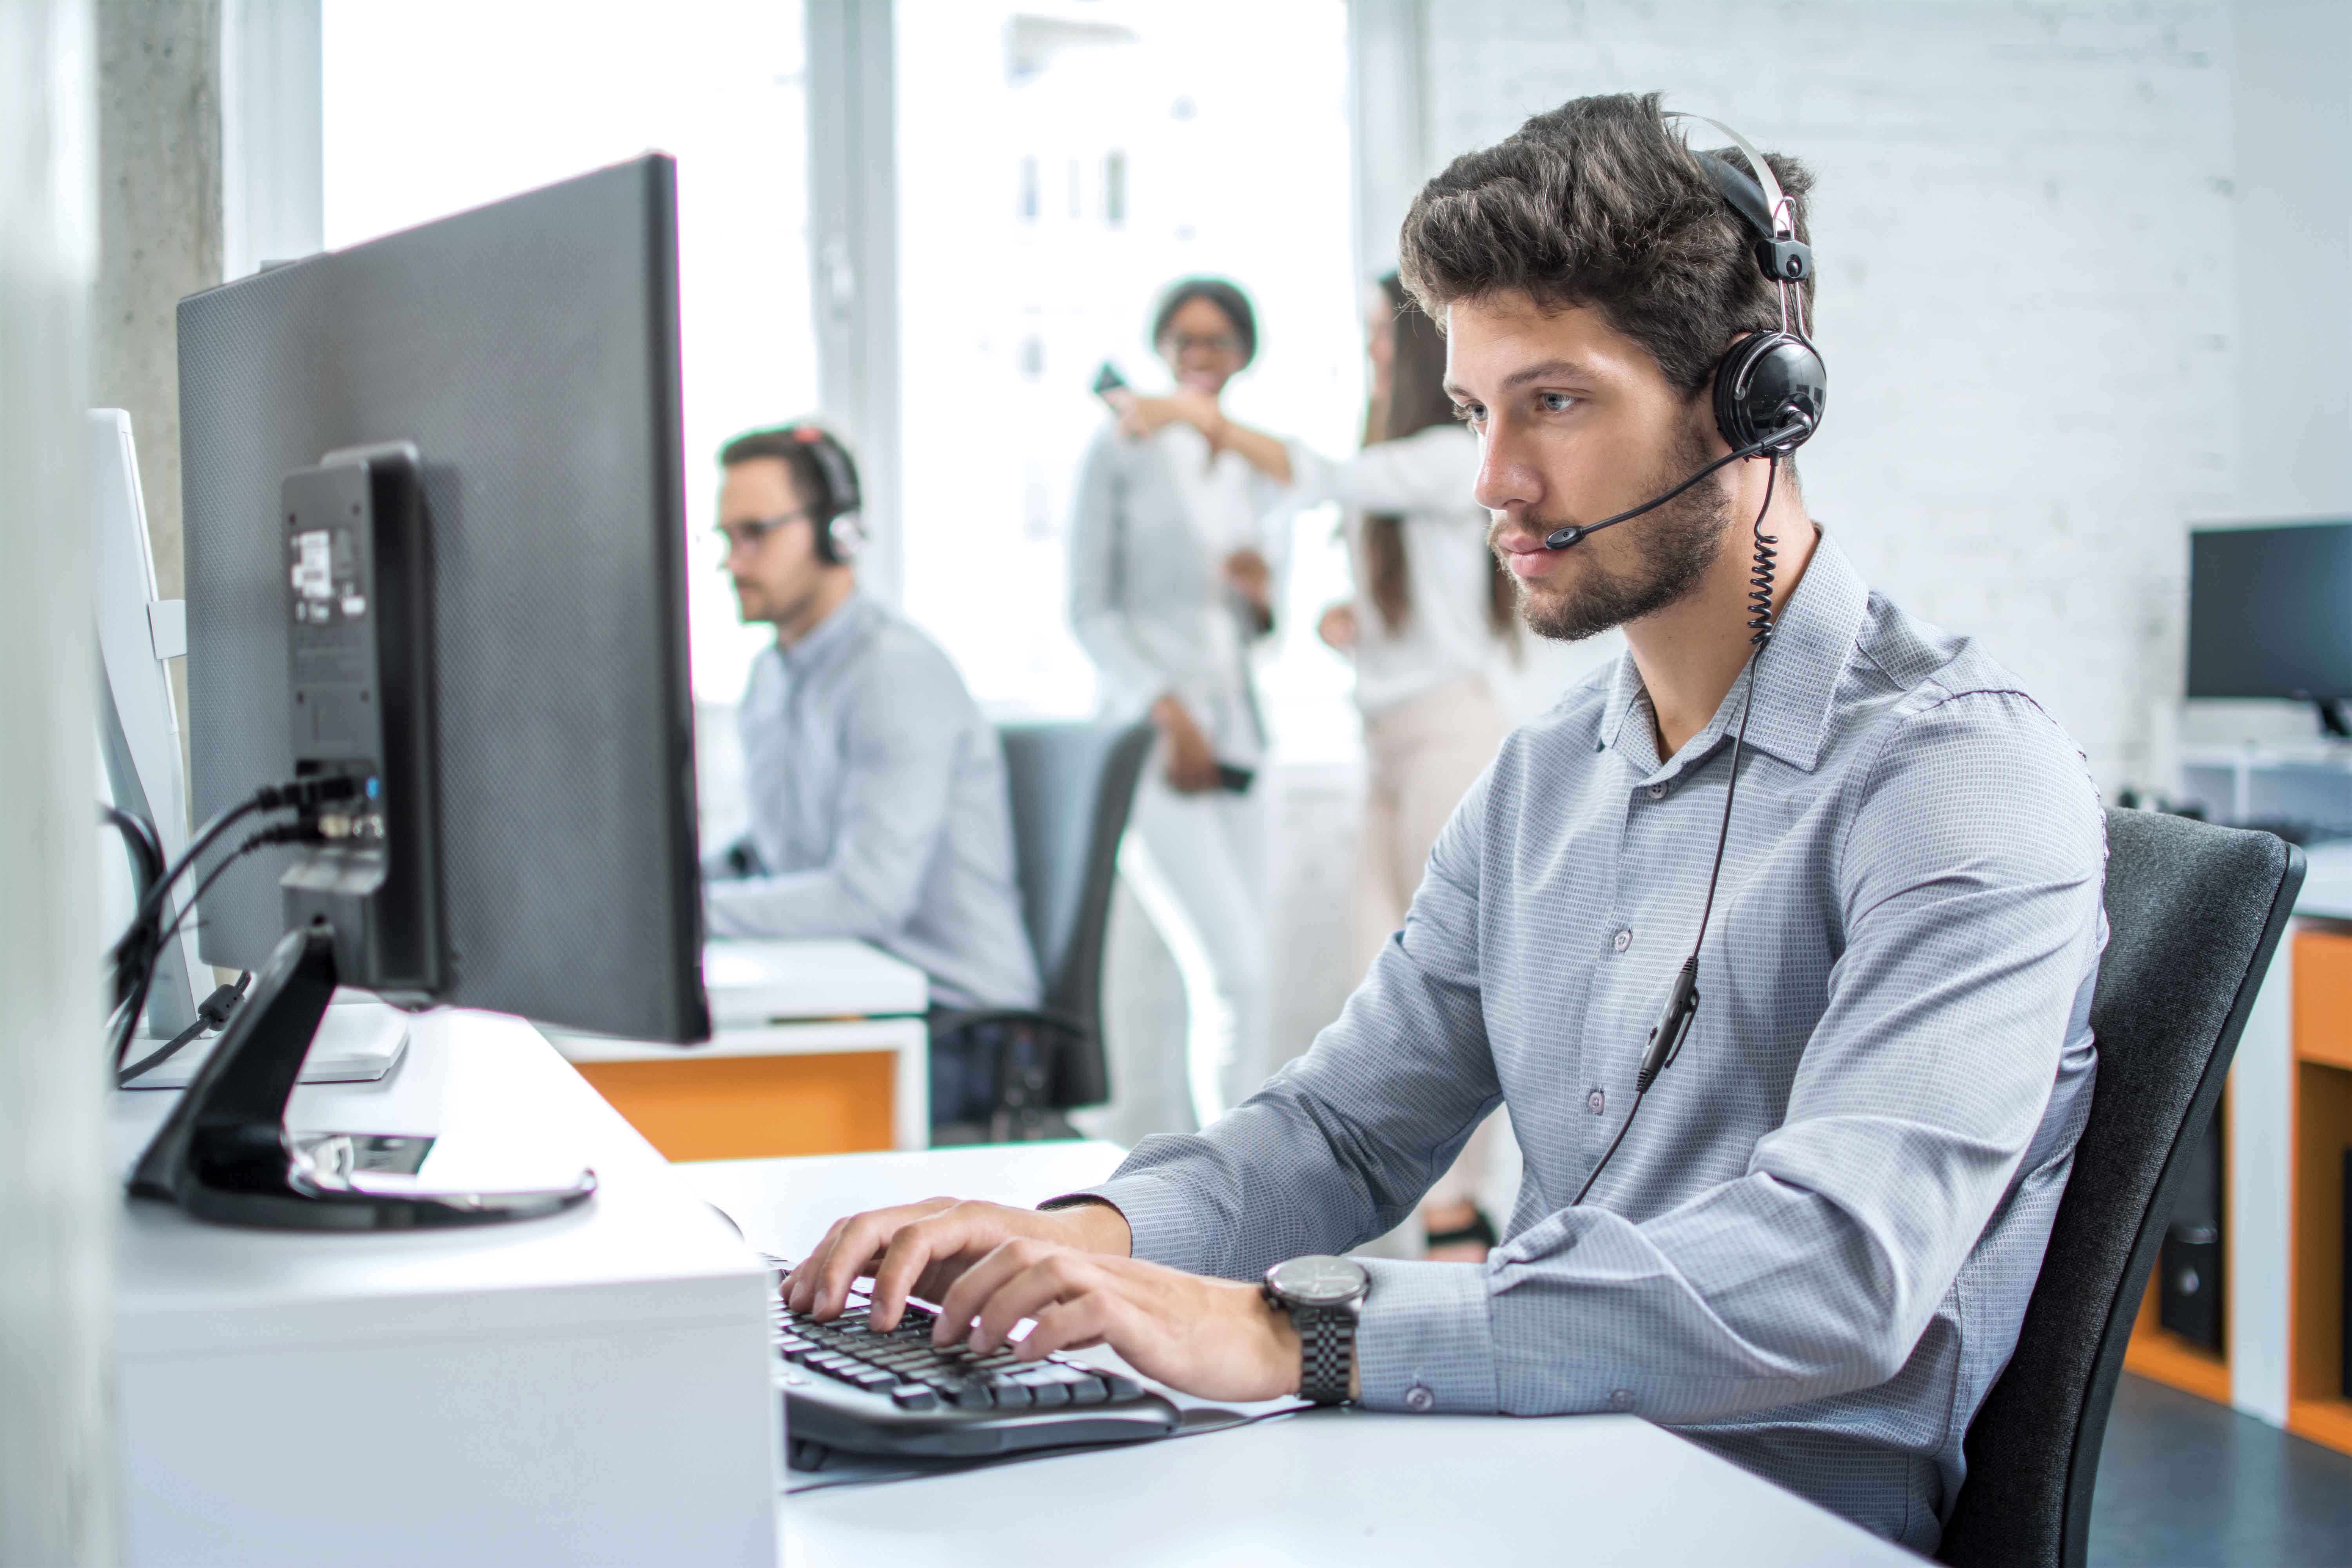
1938, 811, 2305, 1568
933, 720, 1152, 1142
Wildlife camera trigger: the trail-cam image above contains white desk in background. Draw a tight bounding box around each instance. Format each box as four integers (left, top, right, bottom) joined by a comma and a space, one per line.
546, 937, 931, 1158
110, 1011, 778, 1566
684, 1142, 1916, 1568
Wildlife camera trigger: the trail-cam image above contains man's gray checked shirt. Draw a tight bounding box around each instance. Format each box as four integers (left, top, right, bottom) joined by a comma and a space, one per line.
1068, 530, 2107, 1553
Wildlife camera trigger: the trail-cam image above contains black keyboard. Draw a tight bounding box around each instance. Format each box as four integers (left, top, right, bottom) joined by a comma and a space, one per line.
768, 1256, 1181, 1467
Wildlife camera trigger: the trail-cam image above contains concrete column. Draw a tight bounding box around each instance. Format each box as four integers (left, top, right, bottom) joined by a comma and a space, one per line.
0, 0, 114, 1560
92, 0, 223, 612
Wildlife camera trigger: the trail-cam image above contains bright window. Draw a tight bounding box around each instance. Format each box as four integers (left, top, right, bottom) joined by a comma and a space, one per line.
322, 0, 814, 705
894, 0, 1363, 759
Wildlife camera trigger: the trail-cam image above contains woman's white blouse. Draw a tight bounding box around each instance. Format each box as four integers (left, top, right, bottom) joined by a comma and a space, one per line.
1283, 424, 1504, 716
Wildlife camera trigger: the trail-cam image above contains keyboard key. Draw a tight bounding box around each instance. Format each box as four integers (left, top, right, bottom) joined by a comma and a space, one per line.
947, 1382, 995, 1409
1067, 1376, 1108, 1406
987, 1380, 1035, 1410
1027, 1379, 1072, 1408
889, 1385, 938, 1411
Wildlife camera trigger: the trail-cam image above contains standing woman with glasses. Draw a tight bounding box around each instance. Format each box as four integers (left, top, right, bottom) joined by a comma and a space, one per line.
1126, 276, 1518, 1258
1069, 278, 1286, 1137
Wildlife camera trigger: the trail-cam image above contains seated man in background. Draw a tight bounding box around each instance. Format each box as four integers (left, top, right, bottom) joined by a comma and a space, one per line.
783, 95, 2106, 1553
703, 424, 1042, 1130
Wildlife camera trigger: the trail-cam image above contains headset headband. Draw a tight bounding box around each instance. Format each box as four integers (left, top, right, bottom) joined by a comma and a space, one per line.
1665, 113, 1794, 238
1664, 109, 1813, 336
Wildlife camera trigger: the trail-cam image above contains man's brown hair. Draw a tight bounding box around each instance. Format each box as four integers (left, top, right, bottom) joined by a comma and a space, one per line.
1398, 93, 1814, 397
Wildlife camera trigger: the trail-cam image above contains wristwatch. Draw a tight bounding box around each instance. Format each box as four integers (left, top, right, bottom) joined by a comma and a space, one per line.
1262, 1255, 1369, 1405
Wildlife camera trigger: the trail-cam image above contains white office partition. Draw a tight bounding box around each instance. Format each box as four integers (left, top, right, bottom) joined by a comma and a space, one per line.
0, 0, 114, 1560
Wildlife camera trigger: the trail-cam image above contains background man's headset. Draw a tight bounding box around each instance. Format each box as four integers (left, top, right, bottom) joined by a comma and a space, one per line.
1555, 112, 1831, 1207
779, 421, 866, 565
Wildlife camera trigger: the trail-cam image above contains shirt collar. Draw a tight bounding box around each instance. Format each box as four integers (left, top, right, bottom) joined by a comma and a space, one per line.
775, 588, 880, 678
1597, 527, 1869, 779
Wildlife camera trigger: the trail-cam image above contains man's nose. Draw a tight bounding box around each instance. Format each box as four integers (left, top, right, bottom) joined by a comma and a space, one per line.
1473, 424, 1537, 517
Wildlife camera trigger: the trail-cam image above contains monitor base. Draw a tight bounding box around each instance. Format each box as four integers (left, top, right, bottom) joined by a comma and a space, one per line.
128, 922, 596, 1230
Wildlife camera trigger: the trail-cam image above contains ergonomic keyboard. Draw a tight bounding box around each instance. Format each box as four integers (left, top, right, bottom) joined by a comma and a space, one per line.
767, 1255, 1182, 1466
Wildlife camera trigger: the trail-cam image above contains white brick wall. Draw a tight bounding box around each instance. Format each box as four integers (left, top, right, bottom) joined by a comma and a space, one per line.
1418, 0, 2239, 791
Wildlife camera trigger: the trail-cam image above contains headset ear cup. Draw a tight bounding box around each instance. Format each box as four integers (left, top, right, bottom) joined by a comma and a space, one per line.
825, 512, 864, 564
1712, 332, 1829, 452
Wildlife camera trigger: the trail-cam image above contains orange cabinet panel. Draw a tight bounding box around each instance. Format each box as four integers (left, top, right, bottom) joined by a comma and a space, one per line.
572, 1051, 896, 1162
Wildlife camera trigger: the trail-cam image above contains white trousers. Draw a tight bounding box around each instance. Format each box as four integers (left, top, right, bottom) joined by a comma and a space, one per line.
1120, 766, 1270, 1133
1351, 674, 1512, 1217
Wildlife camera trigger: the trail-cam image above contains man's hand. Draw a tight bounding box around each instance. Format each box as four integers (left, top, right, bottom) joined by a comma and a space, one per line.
782, 1196, 1131, 1330
1151, 693, 1222, 793
934, 1239, 1304, 1405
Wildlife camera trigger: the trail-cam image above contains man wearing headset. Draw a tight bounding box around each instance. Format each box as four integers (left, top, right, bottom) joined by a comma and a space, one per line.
704, 424, 1042, 1129
783, 96, 2105, 1552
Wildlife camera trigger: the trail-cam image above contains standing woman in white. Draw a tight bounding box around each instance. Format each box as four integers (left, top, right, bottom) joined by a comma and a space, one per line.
1069, 279, 1286, 1136
1129, 277, 1517, 1258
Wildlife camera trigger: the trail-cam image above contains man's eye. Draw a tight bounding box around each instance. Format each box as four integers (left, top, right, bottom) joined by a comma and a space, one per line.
1452, 403, 1483, 425
1539, 392, 1576, 413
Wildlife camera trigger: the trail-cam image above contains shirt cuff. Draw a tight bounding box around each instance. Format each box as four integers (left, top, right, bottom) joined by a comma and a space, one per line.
1039, 1173, 1211, 1275
1353, 1257, 1498, 1414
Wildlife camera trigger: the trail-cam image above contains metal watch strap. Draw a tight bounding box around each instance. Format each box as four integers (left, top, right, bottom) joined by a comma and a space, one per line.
1294, 1302, 1356, 1405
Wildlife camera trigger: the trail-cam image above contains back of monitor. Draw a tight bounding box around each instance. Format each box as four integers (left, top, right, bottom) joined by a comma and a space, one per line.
94, 408, 410, 1083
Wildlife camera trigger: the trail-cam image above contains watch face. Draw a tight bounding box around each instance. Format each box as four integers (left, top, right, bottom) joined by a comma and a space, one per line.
1268, 1254, 1368, 1307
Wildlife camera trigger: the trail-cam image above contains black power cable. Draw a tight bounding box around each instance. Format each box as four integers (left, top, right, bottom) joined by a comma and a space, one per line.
118, 973, 252, 1088
104, 781, 353, 1073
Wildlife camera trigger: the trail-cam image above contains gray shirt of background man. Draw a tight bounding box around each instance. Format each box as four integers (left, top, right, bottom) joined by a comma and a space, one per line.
1066, 533, 2107, 1553
703, 590, 1043, 1013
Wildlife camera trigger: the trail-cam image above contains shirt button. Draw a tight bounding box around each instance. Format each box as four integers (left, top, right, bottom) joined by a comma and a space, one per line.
1612, 928, 1633, 953
1646, 782, 1667, 800
1404, 1383, 1436, 1414
1609, 1388, 1636, 1412
1587, 1088, 1606, 1116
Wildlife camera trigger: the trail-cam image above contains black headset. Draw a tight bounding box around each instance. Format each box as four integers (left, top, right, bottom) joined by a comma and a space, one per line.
1543, 113, 1828, 553
777, 421, 866, 565
1563, 112, 1829, 1208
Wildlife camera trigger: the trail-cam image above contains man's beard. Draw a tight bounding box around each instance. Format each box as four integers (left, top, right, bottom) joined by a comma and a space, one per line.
1496, 422, 1733, 643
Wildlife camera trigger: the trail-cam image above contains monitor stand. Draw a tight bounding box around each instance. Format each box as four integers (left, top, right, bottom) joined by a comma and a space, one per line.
129, 922, 597, 1230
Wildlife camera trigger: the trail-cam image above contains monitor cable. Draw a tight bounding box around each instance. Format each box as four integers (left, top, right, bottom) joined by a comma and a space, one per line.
1571, 453, 1783, 1209
105, 777, 357, 1074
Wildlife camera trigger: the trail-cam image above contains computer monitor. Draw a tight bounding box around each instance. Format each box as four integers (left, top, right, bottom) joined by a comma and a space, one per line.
2186, 520, 2352, 735
134, 156, 709, 1229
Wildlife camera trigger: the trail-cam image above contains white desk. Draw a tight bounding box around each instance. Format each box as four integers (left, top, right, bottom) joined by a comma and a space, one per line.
683, 1143, 1916, 1568
547, 938, 931, 1153
113, 1013, 779, 1567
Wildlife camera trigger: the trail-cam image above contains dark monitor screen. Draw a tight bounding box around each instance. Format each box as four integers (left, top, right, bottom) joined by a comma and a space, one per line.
178, 156, 708, 1043
2185, 521, 2352, 703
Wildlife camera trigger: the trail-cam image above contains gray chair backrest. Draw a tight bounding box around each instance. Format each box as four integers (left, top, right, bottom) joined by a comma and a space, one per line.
995, 720, 1153, 1107
1938, 811, 2303, 1568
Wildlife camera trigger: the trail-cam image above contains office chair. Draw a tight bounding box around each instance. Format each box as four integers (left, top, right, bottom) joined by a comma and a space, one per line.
1937, 811, 2304, 1568
935, 720, 1151, 1141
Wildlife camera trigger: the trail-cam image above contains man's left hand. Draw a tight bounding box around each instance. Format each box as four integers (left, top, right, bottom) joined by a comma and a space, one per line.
932, 1238, 1302, 1404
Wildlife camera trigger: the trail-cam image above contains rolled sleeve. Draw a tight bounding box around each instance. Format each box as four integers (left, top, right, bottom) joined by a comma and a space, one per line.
1354, 1257, 1497, 1413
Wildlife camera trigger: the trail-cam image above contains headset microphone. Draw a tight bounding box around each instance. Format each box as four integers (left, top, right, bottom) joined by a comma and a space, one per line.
1543, 417, 1813, 551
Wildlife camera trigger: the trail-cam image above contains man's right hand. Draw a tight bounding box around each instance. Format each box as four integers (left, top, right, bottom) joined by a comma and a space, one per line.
1151, 693, 1223, 793
782, 1196, 1132, 1332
